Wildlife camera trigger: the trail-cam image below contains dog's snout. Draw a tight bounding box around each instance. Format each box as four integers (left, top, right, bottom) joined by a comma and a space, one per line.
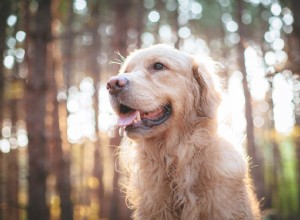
106, 76, 128, 95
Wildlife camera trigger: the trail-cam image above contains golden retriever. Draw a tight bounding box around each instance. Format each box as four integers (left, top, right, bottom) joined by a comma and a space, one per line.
107, 44, 261, 220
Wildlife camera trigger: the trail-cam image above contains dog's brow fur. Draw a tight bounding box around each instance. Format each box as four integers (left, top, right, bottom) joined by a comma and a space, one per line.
110, 44, 261, 220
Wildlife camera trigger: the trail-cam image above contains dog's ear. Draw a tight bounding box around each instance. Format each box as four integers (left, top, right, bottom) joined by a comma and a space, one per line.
192, 57, 222, 118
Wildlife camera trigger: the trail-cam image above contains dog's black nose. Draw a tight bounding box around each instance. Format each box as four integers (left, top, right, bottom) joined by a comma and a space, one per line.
106, 76, 128, 95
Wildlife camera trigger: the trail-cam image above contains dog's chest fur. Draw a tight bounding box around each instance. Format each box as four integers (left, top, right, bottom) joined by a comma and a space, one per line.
131, 129, 210, 215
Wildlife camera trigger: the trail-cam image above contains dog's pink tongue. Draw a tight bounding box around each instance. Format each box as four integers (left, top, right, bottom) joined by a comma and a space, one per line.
117, 111, 138, 127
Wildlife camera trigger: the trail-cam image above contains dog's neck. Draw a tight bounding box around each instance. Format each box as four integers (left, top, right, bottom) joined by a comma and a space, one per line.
120, 117, 229, 219
133, 117, 218, 167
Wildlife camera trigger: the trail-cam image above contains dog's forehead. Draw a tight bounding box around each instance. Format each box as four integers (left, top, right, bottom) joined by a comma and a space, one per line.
123, 45, 191, 71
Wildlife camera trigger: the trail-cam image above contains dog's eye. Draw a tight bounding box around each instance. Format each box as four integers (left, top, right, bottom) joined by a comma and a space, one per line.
153, 62, 165, 71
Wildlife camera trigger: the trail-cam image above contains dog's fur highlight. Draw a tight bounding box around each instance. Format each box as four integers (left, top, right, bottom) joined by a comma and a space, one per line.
109, 45, 261, 220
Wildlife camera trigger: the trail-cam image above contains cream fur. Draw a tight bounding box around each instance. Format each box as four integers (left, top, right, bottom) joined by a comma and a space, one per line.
109, 44, 261, 220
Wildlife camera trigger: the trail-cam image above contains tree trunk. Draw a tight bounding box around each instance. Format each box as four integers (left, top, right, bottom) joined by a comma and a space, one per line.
0, 1, 10, 219
136, 0, 144, 49
236, 0, 265, 201
7, 73, 20, 220
174, 1, 181, 49
25, 0, 52, 219
88, 1, 106, 218
264, 81, 282, 217
109, 130, 122, 220
288, 0, 300, 214
0, 0, 10, 129
111, 0, 129, 57
52, 80, 74, 220
288, 0, 300, 74
49, 49, 74, 220
50, 1, 74, 219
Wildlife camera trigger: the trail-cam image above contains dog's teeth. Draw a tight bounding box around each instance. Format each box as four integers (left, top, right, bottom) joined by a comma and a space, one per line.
119, 127, 125, 136
137, 112, 141, 121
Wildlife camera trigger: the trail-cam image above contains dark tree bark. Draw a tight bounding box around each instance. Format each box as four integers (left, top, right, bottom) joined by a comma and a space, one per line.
288, 0, 300, 214
48, 49, 74, 220
174, 5, 180, 49
0, 0, 10, 129
64, 0, 74, 90
236, 0, 265, 201
51, 66, 74, 220
7, 112, 19, 220
256, 74, 282, 217
288, 0, 300, 74
50, 1, 74, 219
0, 155, 8, 220
111, 0, 129, 57
109, 129, 122, 220
7, 65, 20, 220
0, 1, 11, 219
136, 0, 144, 48
88, 1, 106, 218
25, 0, 52, 219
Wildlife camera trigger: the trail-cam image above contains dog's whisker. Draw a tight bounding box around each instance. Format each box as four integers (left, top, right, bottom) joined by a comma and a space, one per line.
163, 104, 171, 111
115, 51, 126, 62
109, 59, 124, 65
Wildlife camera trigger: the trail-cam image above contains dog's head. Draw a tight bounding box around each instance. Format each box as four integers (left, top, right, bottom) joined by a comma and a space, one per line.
107, 44, 221, 139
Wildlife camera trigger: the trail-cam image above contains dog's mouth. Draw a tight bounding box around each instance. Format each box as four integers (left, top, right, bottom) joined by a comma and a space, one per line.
117, 103, 172, 131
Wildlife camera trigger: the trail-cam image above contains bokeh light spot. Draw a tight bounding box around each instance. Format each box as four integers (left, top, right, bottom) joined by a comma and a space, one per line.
7, 15, 17, 27
148, 10, 160, 23
4, 55, 15, 69
16, 31, 26, 42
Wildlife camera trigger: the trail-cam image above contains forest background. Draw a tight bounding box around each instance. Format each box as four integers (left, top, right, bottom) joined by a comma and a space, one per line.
0, 0, 300, 219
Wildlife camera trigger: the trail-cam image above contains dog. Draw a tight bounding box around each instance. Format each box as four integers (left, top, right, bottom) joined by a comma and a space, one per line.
107, 44, 261, 220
